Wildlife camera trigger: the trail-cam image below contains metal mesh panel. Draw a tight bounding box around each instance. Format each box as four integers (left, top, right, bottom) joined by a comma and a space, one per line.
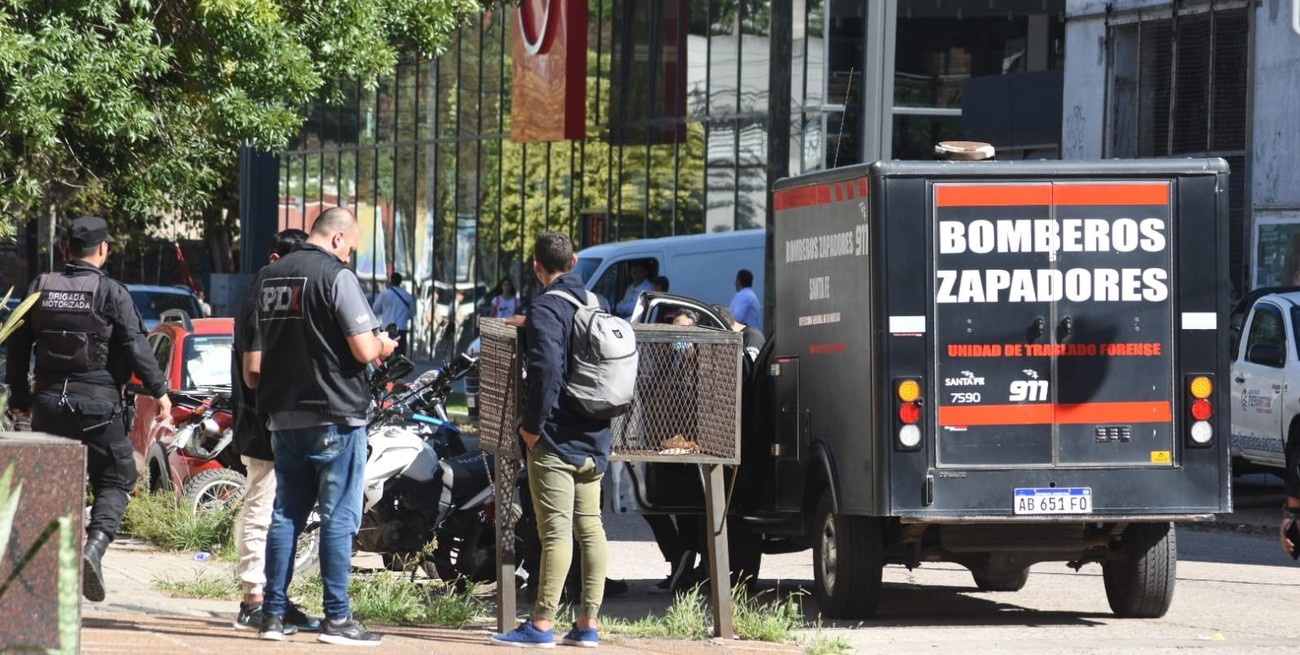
477, 319, 742, 464
479, 318, 523, 459
611, 324, 741, 464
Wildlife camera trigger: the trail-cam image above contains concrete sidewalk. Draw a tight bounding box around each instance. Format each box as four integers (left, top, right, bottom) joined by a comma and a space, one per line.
81, 613, 802, 654
78, 468, 1288, 654
80, 512, 807, 654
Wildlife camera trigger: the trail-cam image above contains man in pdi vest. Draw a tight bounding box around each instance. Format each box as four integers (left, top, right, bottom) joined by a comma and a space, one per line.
4, 215, 173, 602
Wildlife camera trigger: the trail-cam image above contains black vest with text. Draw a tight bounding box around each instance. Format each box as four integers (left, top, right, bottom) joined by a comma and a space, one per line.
254, 245, 369, 418
29, 273, 113, 376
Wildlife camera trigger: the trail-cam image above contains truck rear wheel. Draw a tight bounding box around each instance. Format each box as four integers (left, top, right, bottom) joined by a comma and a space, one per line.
812, 493, 882, 619
1103, 522, 1177, 618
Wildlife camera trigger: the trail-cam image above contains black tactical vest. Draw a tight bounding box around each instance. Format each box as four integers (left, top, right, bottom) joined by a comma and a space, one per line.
254, 245, 370, 419
29, 273, 113, 374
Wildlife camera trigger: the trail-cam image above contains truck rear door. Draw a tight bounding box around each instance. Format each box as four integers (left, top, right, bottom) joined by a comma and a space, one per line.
933, 182, 1176, 469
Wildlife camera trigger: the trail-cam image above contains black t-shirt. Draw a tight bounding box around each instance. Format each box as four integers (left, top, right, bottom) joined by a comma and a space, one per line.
231, 292, 272, 461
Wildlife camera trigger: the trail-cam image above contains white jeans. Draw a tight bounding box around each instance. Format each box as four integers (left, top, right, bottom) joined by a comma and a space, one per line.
236, 456, 276, 597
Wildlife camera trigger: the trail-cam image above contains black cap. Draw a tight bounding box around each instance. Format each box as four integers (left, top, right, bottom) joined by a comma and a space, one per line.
66, 216, 116, 249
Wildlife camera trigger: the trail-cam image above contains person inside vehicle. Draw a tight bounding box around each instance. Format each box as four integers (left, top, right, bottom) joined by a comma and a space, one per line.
651, 276, 677, 324
615, 260, 653, 318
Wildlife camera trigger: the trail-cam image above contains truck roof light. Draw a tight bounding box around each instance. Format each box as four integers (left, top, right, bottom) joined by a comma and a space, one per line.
1191, 399, 1213, 421
898, 380, 921, 403
1190, 376, 1213, 399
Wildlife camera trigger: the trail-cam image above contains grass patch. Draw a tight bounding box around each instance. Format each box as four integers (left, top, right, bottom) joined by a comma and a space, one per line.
445, 391, 469, 416
156, 571, 241, 600
120, 491, 238, 555
155, 569, 323, 603
603, 587, 712, 640
601, 584, 810, 644
803, 630, 853, 655
732, 585, 805, 642
292, 572, 489, 627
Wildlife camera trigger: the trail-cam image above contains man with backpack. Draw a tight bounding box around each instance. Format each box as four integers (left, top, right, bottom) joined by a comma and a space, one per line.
492, 231, 635, 649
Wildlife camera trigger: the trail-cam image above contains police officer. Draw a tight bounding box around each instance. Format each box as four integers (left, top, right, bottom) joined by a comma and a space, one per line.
251, 207, 395, 645
4, 216, 172, 602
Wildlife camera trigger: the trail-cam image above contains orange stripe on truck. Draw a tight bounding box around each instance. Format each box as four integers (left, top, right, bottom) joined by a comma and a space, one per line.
936, 185, 1053, 207
774, 185, 833, 211
936, 183, 1170, 207
1052, 183, 1170, 206
938, 401, 1173, 426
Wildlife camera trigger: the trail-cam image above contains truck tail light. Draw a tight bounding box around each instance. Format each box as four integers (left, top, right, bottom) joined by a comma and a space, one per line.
1187, 375, 1214, 446
895, 378, 923, 450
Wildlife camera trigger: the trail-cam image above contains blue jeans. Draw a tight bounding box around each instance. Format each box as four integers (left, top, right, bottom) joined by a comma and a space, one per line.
263, 424, 366, 620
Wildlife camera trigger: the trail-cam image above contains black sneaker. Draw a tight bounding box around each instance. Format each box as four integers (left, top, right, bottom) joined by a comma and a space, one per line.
259, 614, 289, 641
318, 616, 382, 647
237, 603, 299, 634
284, 601, 322, 632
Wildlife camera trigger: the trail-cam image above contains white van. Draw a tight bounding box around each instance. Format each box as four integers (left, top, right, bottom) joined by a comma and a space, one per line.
574, 229, 765, 317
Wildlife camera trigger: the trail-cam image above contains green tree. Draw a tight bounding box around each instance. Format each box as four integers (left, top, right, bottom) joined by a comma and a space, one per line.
0, 0, 484, 269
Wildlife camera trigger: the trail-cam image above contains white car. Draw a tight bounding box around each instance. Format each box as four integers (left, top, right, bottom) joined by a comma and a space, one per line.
1230, 290, 1300, 469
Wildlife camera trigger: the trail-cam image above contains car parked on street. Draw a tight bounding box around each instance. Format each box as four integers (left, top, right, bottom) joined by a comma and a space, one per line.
126, 284, 205, 329
1230, 289, 1300, 471
127, 311, 245, 512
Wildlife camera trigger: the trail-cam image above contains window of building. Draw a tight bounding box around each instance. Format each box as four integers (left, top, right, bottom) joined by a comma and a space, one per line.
1107, 2, 1250, 294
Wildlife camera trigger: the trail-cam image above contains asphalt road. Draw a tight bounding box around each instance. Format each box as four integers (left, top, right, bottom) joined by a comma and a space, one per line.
698, 471, 1300, 654
86, 466, 1300, 654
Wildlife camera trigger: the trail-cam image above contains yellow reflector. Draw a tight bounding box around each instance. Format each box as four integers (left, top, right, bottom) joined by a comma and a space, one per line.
898, 380, 921, 402
1190, 376, 1213, 399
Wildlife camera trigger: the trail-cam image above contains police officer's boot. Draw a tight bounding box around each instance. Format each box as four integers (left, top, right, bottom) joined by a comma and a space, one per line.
82, 530, 112, 602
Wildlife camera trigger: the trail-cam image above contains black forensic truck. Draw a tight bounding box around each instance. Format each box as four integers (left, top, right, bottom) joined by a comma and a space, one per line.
729, 159, 1232, 620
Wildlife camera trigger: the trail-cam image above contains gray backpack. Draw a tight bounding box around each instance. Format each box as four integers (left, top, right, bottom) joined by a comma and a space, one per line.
545, 290, 638, 418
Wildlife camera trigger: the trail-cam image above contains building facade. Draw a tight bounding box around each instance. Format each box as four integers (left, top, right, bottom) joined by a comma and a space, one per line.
1063, 0, 1300, 296
250, 0, 1066, 356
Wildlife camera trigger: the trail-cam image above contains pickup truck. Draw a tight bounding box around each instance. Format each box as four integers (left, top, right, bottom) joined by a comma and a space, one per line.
1230, 289, 1300, 470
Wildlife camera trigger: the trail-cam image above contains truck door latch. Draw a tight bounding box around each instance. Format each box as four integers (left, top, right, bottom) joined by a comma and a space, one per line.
1029, 316, 1046, 341
1057, 316, 1074, 342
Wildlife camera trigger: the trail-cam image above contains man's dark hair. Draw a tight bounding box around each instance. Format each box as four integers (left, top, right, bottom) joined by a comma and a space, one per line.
391, 272, 403, 286
676, 308, 699, 325
711, 304, 736, 326
271, 229, 308, 258
71, 245, 99, 258
533, 231, 574, 273
310, 207, 355, 236
652, 276, 670, 292
736, 269, 754, 288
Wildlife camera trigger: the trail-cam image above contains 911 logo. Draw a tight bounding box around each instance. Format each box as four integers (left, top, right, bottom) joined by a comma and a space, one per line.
1010, 369, 1049, 402
260, 277, 307, 319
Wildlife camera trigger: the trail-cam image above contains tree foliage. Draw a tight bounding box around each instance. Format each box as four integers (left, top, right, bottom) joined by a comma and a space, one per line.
0, 0, 484, 242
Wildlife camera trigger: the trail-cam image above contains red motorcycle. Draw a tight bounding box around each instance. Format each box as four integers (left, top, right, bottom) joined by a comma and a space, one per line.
164, 389, 246, 514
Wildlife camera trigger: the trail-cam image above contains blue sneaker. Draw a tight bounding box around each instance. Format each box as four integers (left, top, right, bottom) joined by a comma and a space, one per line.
562, 627, 599, 648
490, 621, 556, 648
